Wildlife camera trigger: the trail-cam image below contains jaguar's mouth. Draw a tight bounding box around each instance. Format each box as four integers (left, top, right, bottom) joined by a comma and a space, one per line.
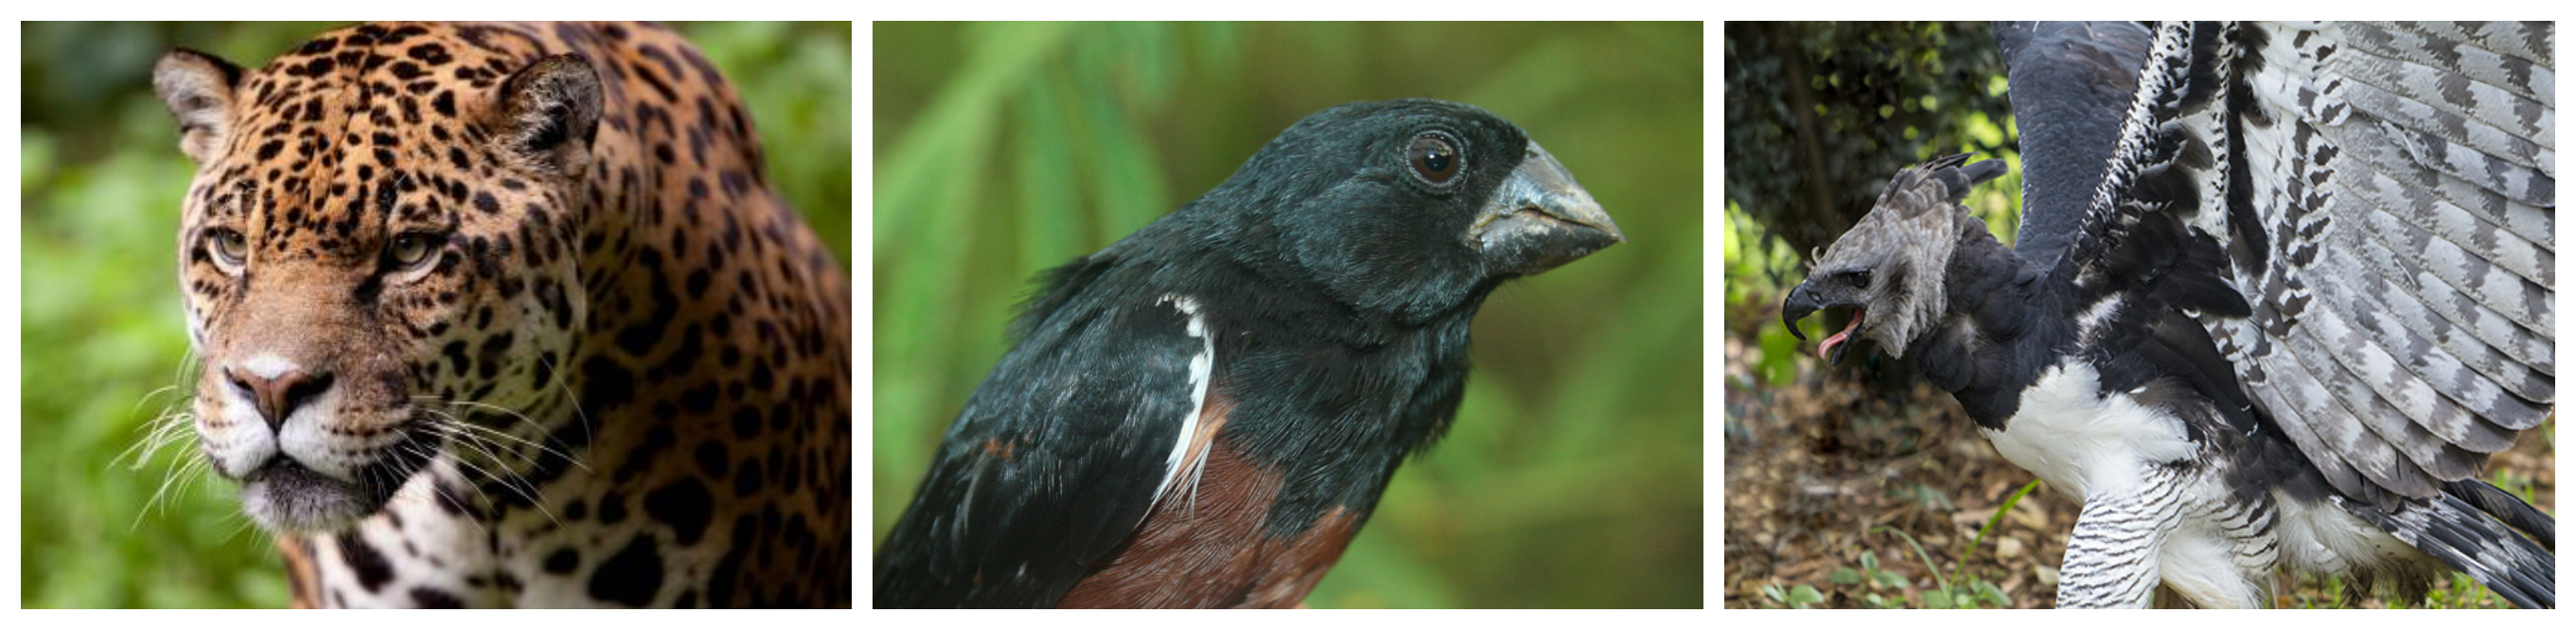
236, 425, 434, 534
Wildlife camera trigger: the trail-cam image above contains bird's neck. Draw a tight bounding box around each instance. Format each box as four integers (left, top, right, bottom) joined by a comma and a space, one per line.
1938, 218, 2021, 320
1213, 292, 1476, 532
1911, 216, 2071, 429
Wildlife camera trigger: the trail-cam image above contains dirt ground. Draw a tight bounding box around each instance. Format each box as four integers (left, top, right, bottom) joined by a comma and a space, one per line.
1720, 294, 2558, 609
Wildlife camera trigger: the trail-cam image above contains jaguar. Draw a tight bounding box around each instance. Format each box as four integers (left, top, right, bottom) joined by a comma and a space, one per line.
150, 21, 851, 607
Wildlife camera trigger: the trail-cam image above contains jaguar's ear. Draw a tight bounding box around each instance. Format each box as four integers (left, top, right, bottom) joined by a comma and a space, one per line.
489, 54, 602, 179
153, 48, 245, 166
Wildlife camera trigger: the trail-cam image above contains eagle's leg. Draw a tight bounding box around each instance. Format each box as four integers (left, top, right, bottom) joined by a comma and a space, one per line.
2056, 469, 2187, 608
2149, 497, 2275, 609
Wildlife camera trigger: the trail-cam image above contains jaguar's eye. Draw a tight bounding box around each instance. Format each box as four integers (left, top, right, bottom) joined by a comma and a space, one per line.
1844, 269, 1873, 289
207, 228, 250, 268
388, 233, 440, 270
1406, 133, 1461, 185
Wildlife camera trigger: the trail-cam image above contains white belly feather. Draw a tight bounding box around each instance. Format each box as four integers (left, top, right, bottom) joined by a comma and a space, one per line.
1979, 360, 2290, 607
1979, 361, 2195, 503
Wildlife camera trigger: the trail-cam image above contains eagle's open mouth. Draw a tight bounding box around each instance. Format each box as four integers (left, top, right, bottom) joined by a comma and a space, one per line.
1781, 282, 1868, 366
1817, 306, 1865, 365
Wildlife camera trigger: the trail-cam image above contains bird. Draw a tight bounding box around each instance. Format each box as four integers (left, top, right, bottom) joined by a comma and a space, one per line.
874, 98, 1622, 608
1781, 21, 2556, 608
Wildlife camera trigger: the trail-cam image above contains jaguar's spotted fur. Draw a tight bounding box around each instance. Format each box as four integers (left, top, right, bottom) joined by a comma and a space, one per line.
152, 21, 850, 607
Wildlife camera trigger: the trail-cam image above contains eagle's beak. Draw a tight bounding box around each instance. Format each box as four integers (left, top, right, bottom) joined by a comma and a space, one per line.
1781, 281, 1865, 366
1473, 141, 1623, 276
1783, 282, 1821, 342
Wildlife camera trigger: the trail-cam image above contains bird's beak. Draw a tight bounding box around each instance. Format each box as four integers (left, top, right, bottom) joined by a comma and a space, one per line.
1782, 282, 1821, 342
1782, 281, 1864, 366
1472, 141, 1623, 276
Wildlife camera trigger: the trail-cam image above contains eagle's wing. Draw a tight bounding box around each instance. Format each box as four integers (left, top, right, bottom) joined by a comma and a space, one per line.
2072, 21, 2553, 504
1997, 21, 2155, 266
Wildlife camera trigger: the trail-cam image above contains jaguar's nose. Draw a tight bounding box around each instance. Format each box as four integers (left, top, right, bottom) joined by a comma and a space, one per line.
225, 358, 335, 431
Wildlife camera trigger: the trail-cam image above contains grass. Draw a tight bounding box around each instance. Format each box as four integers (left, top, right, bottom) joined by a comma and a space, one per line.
1748, 477, 2544, 609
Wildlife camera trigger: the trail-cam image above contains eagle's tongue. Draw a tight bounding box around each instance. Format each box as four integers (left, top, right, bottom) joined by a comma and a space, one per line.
1817, 307, 1864, 364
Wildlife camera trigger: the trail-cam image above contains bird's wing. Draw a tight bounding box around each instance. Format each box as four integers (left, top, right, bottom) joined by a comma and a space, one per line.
874, 259, 1215, 607
1998, 21, 2156, 265
2072, 21, 2554, 503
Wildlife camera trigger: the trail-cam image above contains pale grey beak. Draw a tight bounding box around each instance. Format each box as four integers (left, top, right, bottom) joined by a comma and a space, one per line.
1472, 141, 1623, 276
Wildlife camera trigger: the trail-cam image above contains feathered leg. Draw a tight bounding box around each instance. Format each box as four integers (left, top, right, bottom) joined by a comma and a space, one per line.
2058, 468, 2187, 608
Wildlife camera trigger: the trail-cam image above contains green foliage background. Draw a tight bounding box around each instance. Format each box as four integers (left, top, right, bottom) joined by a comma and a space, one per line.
18, 22, 853, 608
873, 22, 1705, 607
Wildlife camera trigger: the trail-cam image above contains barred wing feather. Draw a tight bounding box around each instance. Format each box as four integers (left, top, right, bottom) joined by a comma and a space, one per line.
2077, 21, 2554, 505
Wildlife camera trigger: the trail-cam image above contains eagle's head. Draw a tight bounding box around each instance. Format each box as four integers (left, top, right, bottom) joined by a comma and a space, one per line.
1782, 154, 2003, 364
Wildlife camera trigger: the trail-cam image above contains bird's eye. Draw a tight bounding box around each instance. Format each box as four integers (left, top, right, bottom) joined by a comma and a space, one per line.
1407, 133, 1461, 184
1844, 270, 1873, 289
388, 232, 440, 270
206, 228, 250, 269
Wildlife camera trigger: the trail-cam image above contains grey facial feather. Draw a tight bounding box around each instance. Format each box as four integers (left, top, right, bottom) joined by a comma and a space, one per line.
1811, 165, 1974, 358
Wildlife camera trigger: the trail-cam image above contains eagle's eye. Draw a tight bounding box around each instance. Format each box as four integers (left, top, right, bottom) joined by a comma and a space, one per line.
1843, 269, 1872, 289
1406, 132, 1461, 184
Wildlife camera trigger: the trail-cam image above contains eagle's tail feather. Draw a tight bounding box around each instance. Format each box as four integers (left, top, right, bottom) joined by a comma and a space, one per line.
2444, 479, 2556, 552
2343, 490, 2556, 609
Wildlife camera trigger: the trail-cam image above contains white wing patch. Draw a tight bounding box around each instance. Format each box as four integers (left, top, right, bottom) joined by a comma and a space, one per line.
1152, 294, 1217, 507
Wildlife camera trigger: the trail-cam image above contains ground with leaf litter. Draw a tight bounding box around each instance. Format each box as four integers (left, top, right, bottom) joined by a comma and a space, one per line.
1721, 292, 2557, 609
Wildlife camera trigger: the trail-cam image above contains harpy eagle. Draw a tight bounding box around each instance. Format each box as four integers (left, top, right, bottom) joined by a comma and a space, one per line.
1782, 22, 2556, 608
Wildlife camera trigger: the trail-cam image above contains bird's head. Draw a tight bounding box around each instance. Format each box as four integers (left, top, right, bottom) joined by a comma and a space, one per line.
1782, 154, 2003, 364
1199, 98, 1622, 324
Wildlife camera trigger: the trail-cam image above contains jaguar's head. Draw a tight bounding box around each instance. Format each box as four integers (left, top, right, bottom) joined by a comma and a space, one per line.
150, 24, 601, 533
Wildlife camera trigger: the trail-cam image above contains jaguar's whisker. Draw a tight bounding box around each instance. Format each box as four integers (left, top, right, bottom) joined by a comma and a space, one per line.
430, 404, 584, 471
420, 409, 543, 471
436, 440, 560, 528
531, 352, 594, 454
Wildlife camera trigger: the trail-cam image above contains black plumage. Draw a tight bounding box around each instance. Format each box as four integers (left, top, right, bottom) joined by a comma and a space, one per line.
876, 98, 1621, 608
1995, 21, 2153, 266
